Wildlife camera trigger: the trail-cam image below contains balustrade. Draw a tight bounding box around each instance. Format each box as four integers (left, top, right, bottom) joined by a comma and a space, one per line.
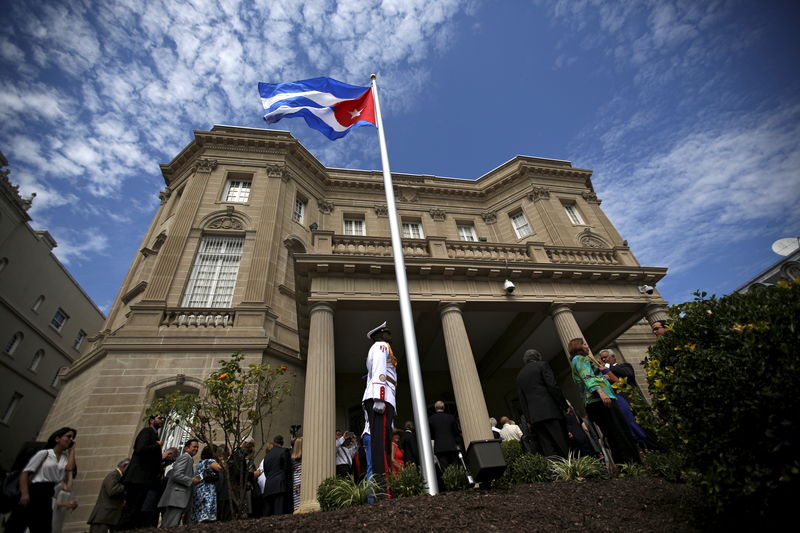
160, 308, 235, 328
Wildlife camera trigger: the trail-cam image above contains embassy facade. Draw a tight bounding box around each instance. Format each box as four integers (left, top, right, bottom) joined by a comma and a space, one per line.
39, 125, 668, 525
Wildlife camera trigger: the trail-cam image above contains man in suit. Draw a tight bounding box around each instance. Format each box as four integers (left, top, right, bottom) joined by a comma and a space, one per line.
157, 439, 200, 527
428, 400, 460, 473
118, 415, 165, 530
599, 348, 638, 388
516, 348, 570, 458
400, 421, 419, 466
87, 459, 130, 533
260, 435, 291, 516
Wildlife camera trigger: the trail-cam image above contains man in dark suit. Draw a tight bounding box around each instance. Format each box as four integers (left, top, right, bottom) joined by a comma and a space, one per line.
87, 459, 130, 533
599, 349, 638, 388
516, 349, 569, 458
118, 415, 165, 530
428, 401, 460, 472
157, 439, 200, 527
261, 435, 291, 516
400, 421, 419, 466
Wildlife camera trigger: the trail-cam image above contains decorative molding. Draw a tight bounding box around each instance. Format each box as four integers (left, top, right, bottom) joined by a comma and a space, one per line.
153, 232, 167, 250
317, 198, 334, 214
267, 164, 287, 180
481, 210, 497, 224
576, 228, 609, 248
121, 281, 148, 304
397, 186, 418, 203
528, 185, 550, 202
158, 188, 171, 204
374, 204, 388, 217
207, 216, 244, 230
429, 208, 447, 222
193, 159, 218, 173
582, 190, 601, 204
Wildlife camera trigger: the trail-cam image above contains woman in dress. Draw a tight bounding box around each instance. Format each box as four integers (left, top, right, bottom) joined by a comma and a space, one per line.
390, 430, 405, 473
568, 338, 640, 466
291, 437, 302, 512
191, 444, 223, 523
7, 427, 77, 533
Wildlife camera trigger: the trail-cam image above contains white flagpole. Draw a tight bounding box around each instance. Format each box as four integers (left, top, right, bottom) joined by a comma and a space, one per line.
370, 73, 439, 496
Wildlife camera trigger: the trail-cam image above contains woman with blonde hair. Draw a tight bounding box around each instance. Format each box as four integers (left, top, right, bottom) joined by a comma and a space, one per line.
290, 438, 302, 512
568, 338, 640, 465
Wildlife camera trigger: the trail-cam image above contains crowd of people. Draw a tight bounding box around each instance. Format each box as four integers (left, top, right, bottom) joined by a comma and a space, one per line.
1, 320, 665, 530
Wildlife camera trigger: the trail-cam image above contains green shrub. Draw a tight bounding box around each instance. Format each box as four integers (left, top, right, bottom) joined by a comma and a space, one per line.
643, 451, 685, 483
317, 476, 342, 512
645, 281, 800, 520
618, 461, 649, 478
441, 463, 470, 491
500, 439, 523, 464
389, 464, 427, 498
511, 453, 552, 484
548, 452, 607, 481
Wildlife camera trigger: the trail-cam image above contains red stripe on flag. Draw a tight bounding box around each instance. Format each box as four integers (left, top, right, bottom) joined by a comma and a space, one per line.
333, 88, 376, 127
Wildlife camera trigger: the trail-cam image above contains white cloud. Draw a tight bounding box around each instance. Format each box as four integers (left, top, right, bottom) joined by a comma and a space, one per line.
50, 230, 110, 265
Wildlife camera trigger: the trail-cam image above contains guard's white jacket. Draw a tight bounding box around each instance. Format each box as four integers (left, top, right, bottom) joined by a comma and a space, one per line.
361, 341, 397, 408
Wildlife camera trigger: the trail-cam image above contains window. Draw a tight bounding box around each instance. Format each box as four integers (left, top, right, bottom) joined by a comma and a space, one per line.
0, 258, 7, 273
402, 222, 424, 239
344, 217, 365, 236
73, 331, 87, 350
51, 309, 69, 332
292, 197, 306, 224
457, 224, 478, 242
182, 235, 245, 308
31, 295, 45, 312
510, 211, 532, 239
564, 204, 585, 225
29, 350, 44, 372
51, 371, 61, 388
4, 332, 23, 355
1, 393, 23, 425
223, 179, 251, 203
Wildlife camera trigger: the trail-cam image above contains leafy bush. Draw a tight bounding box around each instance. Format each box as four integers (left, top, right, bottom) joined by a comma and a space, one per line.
548, 452, 607, 481
441, 464, 470, 491
389, 464, 427, 498
500, 439, 523, 464
618, 462, 649, 478
643, 451, 685, 483
317, 476, 342, 512
645, 281, 800, 521
511, 453, 552, 484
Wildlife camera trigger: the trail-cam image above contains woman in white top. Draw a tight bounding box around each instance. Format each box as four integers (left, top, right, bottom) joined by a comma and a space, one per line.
6, 427, 77, 533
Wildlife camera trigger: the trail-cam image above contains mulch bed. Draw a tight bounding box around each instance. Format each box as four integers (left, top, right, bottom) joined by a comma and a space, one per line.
138, 478, 701, 532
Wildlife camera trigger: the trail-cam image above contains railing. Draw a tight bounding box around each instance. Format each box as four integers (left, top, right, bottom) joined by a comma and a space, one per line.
446, 242, 528, 262
328, 235, 620, 266
331, 236, 429, 257
160, 308, 235, 328
545, 246, 618, 265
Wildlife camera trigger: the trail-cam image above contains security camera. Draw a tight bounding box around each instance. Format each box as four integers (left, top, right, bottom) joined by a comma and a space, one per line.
638, 284, 655, 295
503, 279, 516, 294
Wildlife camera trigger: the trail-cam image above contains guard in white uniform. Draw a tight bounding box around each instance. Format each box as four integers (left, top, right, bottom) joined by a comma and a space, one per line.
361, 321, 397, 498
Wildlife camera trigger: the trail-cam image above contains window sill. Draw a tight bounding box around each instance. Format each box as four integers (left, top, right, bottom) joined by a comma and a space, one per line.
48, 324, 64, 336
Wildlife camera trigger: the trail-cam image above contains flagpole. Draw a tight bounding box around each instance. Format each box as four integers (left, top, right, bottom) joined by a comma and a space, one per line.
370, 73, 439, 496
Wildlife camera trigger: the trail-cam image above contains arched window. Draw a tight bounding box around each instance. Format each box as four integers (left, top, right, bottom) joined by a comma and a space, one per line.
4, 332, 23, 355
32, 295, 45, 312
0, 258, 8, 273
29, 349, 44, 371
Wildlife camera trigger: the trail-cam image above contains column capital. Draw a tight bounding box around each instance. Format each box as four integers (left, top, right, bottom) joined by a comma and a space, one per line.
549, 302, 575, 317
309, 300, 336, 314
438, 301, 466, 315
644, 303, 669, 324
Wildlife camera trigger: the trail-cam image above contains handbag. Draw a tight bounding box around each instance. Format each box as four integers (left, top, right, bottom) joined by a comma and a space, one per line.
0, 449, 48, 512
202, 462, 219, 484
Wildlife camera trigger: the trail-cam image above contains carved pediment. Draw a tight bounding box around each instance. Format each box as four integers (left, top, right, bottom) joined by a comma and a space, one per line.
207, 216, 244, 230
577, 228, 609, 248
267, 164, 287, 180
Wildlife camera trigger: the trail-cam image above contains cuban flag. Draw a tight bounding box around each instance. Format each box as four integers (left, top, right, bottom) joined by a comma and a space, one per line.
258, 77, 376, 140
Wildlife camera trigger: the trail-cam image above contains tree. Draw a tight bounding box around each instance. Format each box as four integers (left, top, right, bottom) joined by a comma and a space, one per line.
148, 352, 291, 518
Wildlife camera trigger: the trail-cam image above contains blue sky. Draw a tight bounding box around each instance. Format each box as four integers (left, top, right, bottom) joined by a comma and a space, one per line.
1, 0, 798, 313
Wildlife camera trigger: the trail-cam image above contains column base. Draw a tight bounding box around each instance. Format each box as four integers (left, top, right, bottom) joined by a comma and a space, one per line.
295, 501, 321, 514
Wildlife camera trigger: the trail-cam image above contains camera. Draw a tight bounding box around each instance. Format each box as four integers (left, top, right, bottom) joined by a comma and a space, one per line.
638, 284, 655, 295
503, 279, 515, 294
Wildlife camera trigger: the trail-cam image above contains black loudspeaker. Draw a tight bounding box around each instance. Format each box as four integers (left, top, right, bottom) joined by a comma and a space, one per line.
465, 439, 506, 483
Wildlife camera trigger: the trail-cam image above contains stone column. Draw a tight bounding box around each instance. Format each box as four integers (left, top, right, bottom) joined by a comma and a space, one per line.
550, 303, 584, 358
439, 302, 493, 446
297, 302, 336, 513
644, 303, 669, 325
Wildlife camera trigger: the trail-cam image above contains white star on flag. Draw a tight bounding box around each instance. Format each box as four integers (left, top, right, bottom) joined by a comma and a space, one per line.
349, 108, 363, 119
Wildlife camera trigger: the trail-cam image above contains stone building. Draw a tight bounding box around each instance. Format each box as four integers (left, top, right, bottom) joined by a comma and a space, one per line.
0, 153, 105, 470
39, 125, 667, 526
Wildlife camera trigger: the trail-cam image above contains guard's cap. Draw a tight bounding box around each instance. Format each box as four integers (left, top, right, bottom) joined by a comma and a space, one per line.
367, 321, 389, 339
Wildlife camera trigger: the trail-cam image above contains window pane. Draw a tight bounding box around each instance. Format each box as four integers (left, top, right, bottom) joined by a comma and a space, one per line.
73, 331, 86, 350
29, 350, 44, 371
344, 219, 365, 236
565, 204, 584, 225
51, 310, 68, 331
402, 223, 423, 239
293, 198, 305, 223
457, 225, 477, 241
182, 235, 244, 308
511, 213, 532, 238
225, 180, 251, 203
